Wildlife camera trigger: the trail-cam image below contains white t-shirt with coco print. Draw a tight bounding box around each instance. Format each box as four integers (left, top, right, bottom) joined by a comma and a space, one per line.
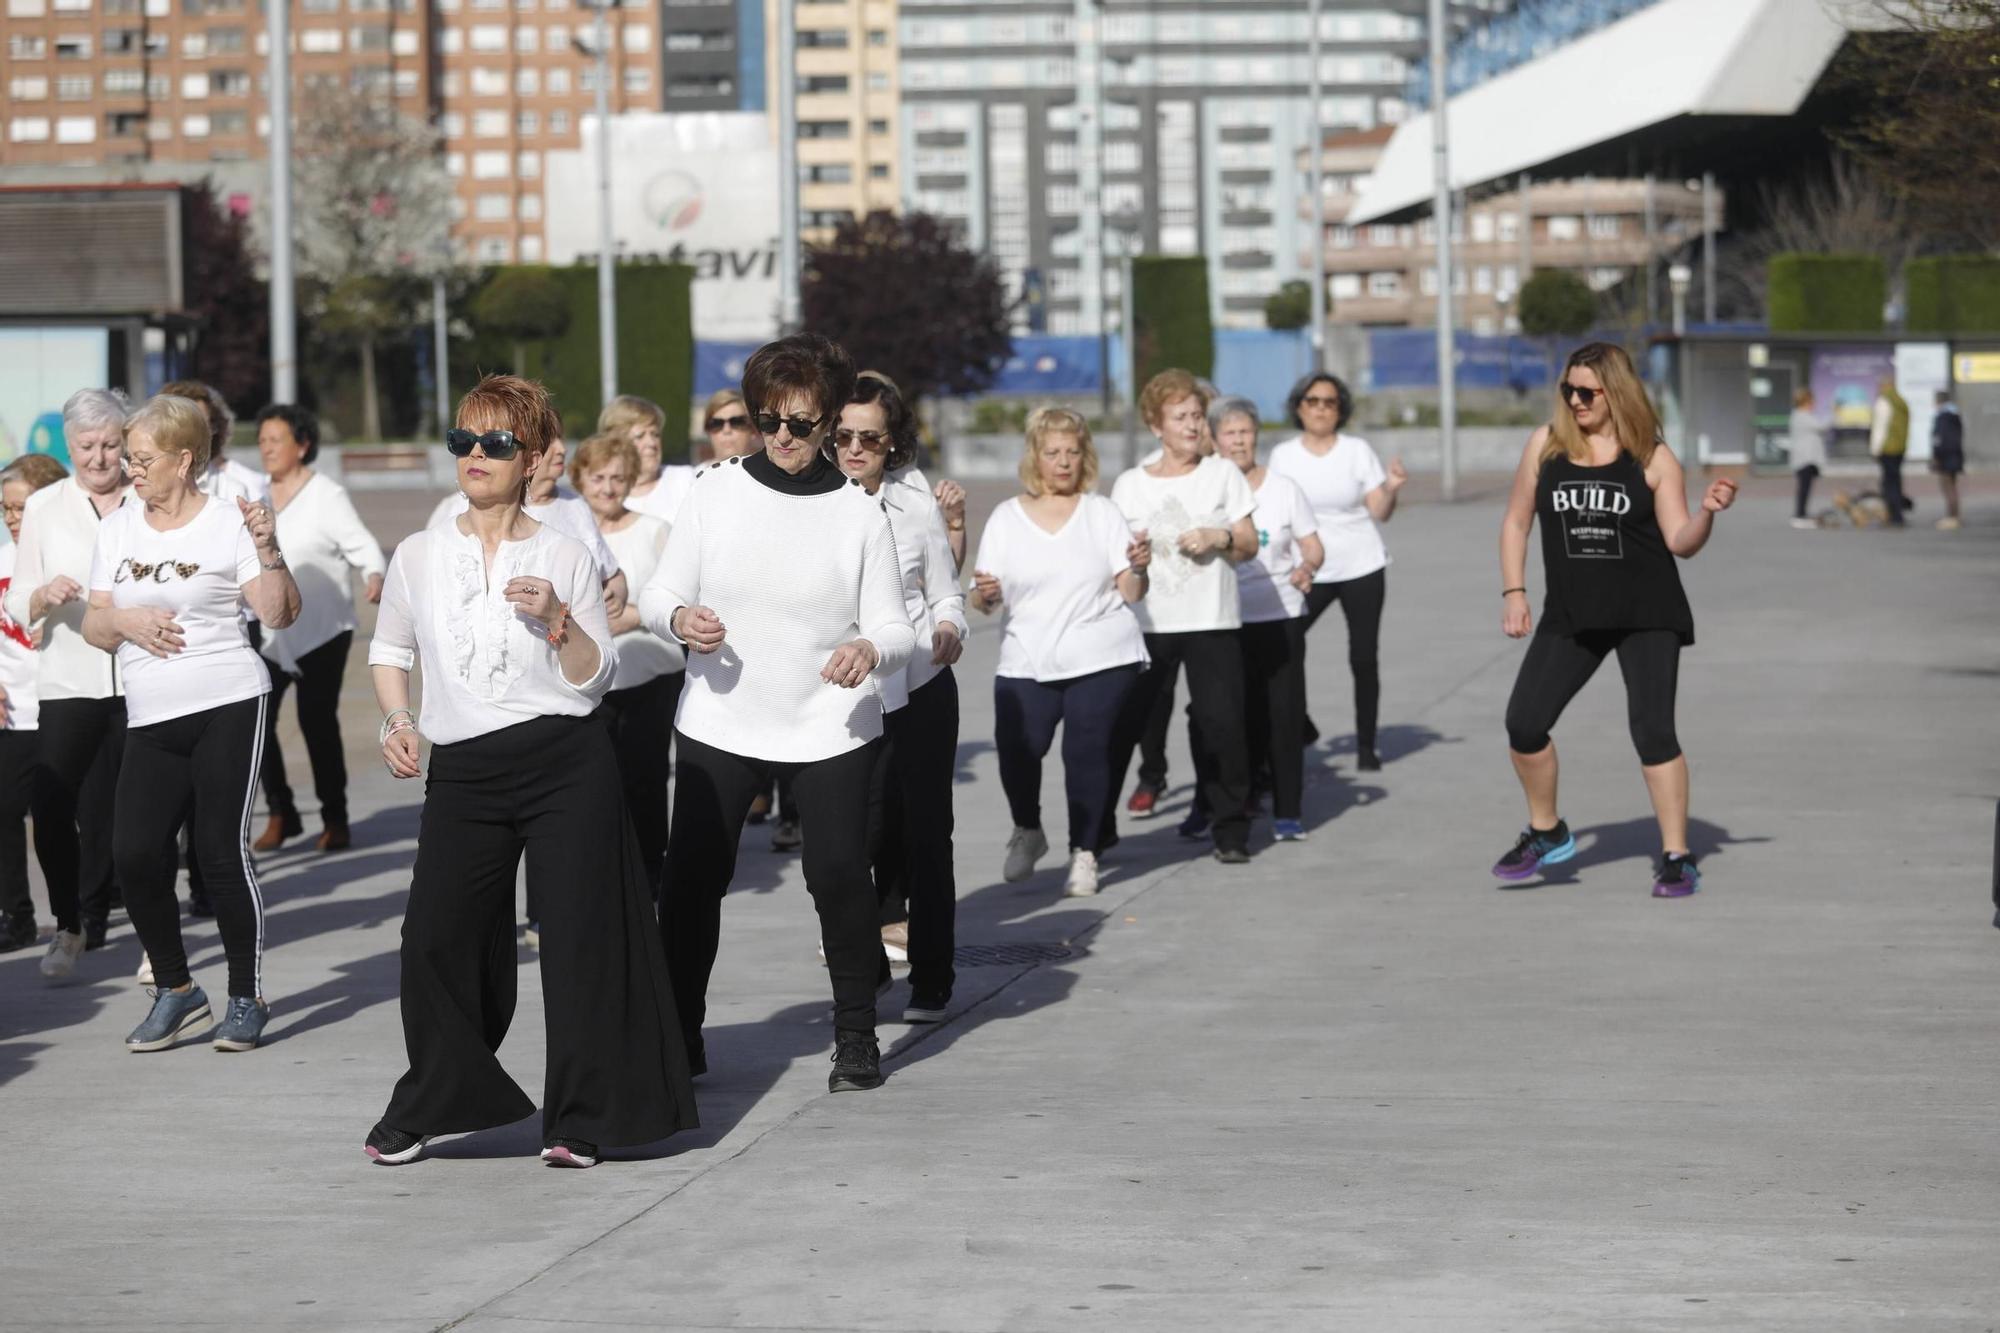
1109, 455, 1257, 635
88, 496, 271, 728
1267, 433, 1390, 584
1236, 471, 1320, 624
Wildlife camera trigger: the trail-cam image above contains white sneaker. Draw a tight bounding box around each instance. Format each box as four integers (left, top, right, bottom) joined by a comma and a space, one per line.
1003, 827, 1049, 883
40, 929, 85, 981
1790, 517, 1818, 530
1063, 849, 1100, 897
135, 951, 154, 986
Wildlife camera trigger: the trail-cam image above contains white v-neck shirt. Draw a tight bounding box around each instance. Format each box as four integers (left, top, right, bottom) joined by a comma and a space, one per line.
973, 494, 1147, 682
1267, 433, 1390, 584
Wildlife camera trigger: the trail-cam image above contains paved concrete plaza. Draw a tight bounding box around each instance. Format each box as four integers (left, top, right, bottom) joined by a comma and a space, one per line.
2, 474, 1996, 1331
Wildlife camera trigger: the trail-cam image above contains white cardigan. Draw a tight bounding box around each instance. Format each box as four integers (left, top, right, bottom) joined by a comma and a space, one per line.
2, 477, 130, 702
263, 471, 386, 672
878, 466, 968, 712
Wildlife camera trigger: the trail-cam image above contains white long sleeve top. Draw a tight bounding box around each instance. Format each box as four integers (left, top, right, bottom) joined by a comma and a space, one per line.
263, 471, 386, 672
2, 477, 131, 702
428, 489, 620, 582
367, 521, 616, 746
601, 512, 684, 689
638, 453, 916, 763
878, 465, 968, 713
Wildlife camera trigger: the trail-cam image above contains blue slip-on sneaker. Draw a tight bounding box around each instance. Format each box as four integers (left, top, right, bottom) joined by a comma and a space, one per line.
126, 985, 215, 1052
212, 996, 270, 1051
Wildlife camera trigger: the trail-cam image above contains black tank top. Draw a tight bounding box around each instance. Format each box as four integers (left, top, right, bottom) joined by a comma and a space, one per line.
1534, 449, 1694, 644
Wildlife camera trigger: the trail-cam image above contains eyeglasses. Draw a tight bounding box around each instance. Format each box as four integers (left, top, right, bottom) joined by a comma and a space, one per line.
1300, 394, 1340, 409
754, 411, 828, 439
705, 413, 750, 433
124, 451, 163, 473
1560, 382, 1601, 408
446, 428, 522, 459
832, 428, 888, 448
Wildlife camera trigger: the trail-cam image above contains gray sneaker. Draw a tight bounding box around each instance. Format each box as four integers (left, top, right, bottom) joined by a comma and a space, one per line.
126, 985, 215, 1052
1003, 826, 1049, 882
212, 996, 270, 1052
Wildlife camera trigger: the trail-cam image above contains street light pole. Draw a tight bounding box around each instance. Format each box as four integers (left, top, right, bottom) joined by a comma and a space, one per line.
1428, 0, 1457, 503
267, 0, 296, 401
1701, 170, 1717, 326
1669, 263, 1691, 337
1306, 0, 1325, 370
1076, 0, 1105, 352
777, 0, 801, 333
588, 0, 617, 403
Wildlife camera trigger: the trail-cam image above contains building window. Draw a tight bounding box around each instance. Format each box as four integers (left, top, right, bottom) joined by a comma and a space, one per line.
182, 74, 210, 99
475, 193, 512, 220
10, 36, 48, 58
1471, 213, 1495, 243
108, 110, 148, 136
1330, 225, 1355, 250
799, 120, 850, 140
514, 27, 537, 51
868, 28, 887, 46
1547, 215, 1581, 241
869, 162, 889, 179
9, 117, 52, 142
470, 67, 507, 95
519, 235, 544, 262
211, 109, 247, 135
624, 67, 650, 93
1498, 212, 1520, 242
393, 29, 419, 55
1330, 273, 1362, 300
212, 69, 251, 96
546, 24, 568, 48
394, 69, 418, 96
441, 112, 465, 137
6, 0, 46, 16
799, 75, 849, 95
547, 68, 571, 94
866, 71, 890, 91
1589, 214, 1621, 240
446, 152, 465, 176
54, 35, 92, 60
807, 163, 852, 184
868, 118, 888, 135
209, 27, 246, 53
472, 110, 508, 137
1419, 267, 1437, 296
1474, 266, 1493, 293
469, 25, 507, 51
516, 111, 537, 135
300, 29, 342, 52
57, 76, 93, 100
515, 68, 539, 94
1367, 224, 1396, 248
519, 193, 543, 220
517, 150, 540, 176
623, 24, 651, 51
105, 69, 143, 93
477, 237, 512, 263
9, 76, 50, 99
1367, 272, 1400, 298
798, 27, 848, 48
472, 149, 508, 178
549, 109, 570, 135
181, 114, 211, 139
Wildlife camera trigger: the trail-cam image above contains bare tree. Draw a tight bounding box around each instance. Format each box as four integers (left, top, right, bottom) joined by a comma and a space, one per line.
1718, 156, 1913, 319
293, 88, 453, 441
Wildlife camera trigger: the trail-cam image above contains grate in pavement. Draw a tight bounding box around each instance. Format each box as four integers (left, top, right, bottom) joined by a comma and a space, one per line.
953, 942, 1074, 968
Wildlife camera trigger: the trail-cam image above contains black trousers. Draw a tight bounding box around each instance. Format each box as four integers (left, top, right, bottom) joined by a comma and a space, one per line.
667, 731, 883, 1037
35, 695, 126, 933
874, 669, 959, 997
1878, 454, 1907, 524
994, 665, 1141, 855
0, 729, 59, 925
113, 696, 268, 998
1240, 618, 1309, 821
1135, 657, 1180, 792
1794, 464, 1819, 520
1505, 628, 1683, 766
1301, 568, 1387, 754
383, 711, 695, 1147
602, 669, 683, 901
1109, 632, 1251, 853
259, 629, 353, 827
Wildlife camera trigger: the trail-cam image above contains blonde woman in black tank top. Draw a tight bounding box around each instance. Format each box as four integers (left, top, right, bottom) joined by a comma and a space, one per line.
1492, 343, 1737, 898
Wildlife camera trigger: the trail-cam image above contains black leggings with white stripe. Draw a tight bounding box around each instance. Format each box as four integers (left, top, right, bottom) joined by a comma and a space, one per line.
113, 695, 269, 999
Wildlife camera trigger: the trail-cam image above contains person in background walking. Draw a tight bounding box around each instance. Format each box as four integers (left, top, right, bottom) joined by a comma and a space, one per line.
160, 380, 271, 506
82, 393, 300, 1052
1931, 390, 1964, 532
970, 409, 1151, 897
1106, 370, 1259, 864
5, 388, 132, 977
1788, 387, 1829, 530
573, 429, 683, 902
365, 374, 693, 1168
1493, 342, 1736, 899
1210, 396, 1323, 843
1269, 373, 1406, 772
640, 334, 915, 1094
0, 453, 70, 953
832, 372, 967, 1022
1870, 377, 1910, 527
252, 403, 385, 853
602, 395, 694, 525
696, 389, 761, 465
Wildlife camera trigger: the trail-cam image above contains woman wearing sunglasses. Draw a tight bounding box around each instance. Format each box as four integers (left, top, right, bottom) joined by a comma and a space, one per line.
639, 333, 915, 1094
1494, 342, 1737, 898
363, 374, 694, 1169
830, 372, 967, 1024
1268, 372, 1406, 774
697, 389, 760, 465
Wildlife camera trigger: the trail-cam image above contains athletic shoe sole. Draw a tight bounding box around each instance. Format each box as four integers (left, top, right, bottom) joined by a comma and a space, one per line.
213, 1032, 263, 1053
902, 1003, 948, 1024
126, 1007, 215, 1052
829, 1072, 884, 1092
365, 1136, 432, 1166
882, 941, 909, 964
1652, 867, 1702, 899
1491, 835, 1577, 881
541, 1146, 598, 1168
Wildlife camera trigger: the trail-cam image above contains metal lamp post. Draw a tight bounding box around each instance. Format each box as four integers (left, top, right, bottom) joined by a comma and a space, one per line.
1669, 263, 1692, 337
575, 0, 620, 403
267, 0, 296, 401
1427, 0, 1457, 503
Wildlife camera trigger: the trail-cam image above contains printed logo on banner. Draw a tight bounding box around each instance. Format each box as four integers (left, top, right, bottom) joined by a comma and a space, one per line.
1552, 480, 1630, 560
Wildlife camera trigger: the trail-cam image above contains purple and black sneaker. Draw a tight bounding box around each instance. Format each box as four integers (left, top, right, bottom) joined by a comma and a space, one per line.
1491, 821, 1576, 881
1651, 854, 1700, 899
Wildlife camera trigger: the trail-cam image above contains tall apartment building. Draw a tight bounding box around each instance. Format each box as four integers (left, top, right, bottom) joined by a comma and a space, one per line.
767, 0, 898, 234
0, 0, 765, 263
1305, 127, 1710, 332
896, 1, 1497, 335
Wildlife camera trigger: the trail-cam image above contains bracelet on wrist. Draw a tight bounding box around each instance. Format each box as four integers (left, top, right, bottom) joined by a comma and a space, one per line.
1502, 587, 1527, 599
378, 709, 415, 745
545, 601, 570, 647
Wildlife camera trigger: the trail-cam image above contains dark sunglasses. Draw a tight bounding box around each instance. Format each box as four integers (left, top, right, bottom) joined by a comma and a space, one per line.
705, 413, 751, 432
832, 428, 888, 448
1300, 394, 1341, 408
1560, 382, 1601, 408
446, 428, 522, 459
754, 411, 828, 439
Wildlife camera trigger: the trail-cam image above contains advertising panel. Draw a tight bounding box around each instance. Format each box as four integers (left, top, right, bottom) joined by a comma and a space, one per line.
0, 327, 111, 469
545, 113, 781, 342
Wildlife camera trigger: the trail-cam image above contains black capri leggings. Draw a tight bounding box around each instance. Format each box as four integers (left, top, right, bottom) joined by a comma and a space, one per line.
1504, 628, 1683, 766
1302, 568, 1386, 754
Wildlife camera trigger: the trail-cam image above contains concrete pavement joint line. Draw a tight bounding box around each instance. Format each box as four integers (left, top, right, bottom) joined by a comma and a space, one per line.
1413, 640, 1518, 722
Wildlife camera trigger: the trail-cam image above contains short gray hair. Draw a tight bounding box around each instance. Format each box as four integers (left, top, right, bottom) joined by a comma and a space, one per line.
62, 387, 132, 440
1207, 394, 1260, 436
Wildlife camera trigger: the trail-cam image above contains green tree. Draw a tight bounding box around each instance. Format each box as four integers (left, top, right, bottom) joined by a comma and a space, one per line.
1264, 279, 1313, 331
183, 180, 270, 417
803, 210, 1013, 405
470, 267, 573, 374
1515, 268, 1597, 340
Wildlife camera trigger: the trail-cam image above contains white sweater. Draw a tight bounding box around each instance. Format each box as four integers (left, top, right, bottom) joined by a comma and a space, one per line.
262, 471, 386, 672
639, 457, 915, 763
2, 477, 131, 702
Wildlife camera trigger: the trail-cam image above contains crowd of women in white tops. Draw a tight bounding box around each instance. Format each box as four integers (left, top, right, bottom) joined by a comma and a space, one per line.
4, 331, 1729, 1169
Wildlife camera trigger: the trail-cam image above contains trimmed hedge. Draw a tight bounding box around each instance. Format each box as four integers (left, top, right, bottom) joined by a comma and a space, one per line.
1131, 255, 1214, 385
502, 261, 695, 452
1904, 256, 2000, 334
1766, 253, 1885, 333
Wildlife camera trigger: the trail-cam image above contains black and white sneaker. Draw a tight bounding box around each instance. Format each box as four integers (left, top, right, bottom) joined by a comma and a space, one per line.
828, 1029, 883, 1092
902, 990, 950, 1024
541, 1138, 599, 1169
364, 1122, 431, 1166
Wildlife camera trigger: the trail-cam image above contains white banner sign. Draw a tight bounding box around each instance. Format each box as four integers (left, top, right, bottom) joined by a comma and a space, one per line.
545, 112, 780, 342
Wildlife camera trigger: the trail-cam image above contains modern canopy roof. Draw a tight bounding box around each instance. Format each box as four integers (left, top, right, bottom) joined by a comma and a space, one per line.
1347, 0, 1900, 224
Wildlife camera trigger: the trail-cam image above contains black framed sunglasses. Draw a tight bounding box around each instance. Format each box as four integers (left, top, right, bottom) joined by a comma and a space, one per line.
705, 413, 751, 432
753, 411, 828, 439
1560, 382, 1601, 408
445, 428, 522, 459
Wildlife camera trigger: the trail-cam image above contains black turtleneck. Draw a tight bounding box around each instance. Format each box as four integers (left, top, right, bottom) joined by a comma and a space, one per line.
742, 447, 850, 497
